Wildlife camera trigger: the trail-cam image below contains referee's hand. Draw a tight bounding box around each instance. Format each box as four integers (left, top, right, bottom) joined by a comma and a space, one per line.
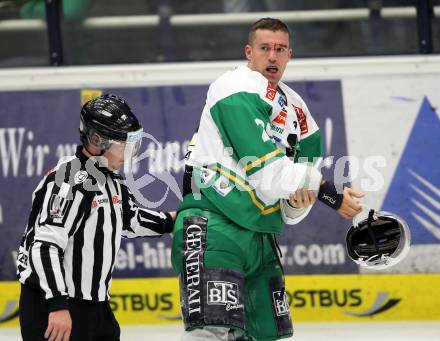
45, 310, 72, 341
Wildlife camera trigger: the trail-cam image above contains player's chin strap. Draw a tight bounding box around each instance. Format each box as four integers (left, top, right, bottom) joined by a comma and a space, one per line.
80, 130, 108, 156
83, 144, 106, 157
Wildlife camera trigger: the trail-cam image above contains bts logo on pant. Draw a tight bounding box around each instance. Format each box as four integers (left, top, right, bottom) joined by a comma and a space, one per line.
272, 291, 290, 316
207, 281, 239, 306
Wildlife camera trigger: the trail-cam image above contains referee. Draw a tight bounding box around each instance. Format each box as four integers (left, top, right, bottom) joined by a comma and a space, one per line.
16, 94, 176, 341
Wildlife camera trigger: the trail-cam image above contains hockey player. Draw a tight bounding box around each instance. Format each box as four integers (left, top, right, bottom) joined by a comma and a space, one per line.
171, 18, 364, 340
17, 94, 176, 341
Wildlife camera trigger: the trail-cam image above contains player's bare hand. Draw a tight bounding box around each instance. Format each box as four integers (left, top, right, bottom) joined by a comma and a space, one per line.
337, 187, 364, 219
45, 309, 71, 341
289, 189, 316, 208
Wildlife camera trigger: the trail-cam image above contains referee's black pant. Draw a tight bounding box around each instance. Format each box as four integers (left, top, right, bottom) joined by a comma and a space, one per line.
19, 285, 120, 341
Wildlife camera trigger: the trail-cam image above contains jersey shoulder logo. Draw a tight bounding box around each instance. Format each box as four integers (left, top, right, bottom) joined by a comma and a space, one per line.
74, 170, 88, 184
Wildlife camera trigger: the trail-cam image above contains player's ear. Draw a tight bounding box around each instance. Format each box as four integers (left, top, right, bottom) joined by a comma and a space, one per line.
244, 44, 252, 61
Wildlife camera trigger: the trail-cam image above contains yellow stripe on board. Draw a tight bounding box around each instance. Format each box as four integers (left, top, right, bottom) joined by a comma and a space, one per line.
283, 273, 440, 321
2, 274, 440, 327
81, 89, 103, 105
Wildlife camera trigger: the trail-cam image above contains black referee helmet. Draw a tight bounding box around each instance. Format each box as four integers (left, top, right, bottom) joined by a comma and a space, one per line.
79, 94, 143, 157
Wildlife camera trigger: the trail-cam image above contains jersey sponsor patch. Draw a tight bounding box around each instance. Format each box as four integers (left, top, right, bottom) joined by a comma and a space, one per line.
112, 195, 121, 205
271, 110, 287, 142
202, 268, 245, 329
181, 216, 208, 328
269, 276, 293, 337
278, 94, 287, 108
293, 105, 308, 135
91, 195, 110, 208
207, 280, 242, 311
272, 290, 290, 316
266, 83, 276, 101
273, 110, 287, 126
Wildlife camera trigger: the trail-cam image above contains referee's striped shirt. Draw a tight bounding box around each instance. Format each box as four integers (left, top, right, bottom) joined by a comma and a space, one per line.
17, 146, 174, 311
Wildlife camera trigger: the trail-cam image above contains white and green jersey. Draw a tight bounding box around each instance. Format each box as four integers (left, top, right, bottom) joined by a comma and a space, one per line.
182, 66, 323, 234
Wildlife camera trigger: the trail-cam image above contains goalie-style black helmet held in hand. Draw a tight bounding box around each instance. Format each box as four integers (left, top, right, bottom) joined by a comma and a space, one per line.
346, 209, 411, 270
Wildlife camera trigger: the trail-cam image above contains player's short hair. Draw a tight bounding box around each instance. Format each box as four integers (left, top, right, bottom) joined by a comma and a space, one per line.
248, 18, 290, 45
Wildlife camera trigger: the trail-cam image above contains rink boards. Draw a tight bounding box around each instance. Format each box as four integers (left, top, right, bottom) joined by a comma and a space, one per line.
1, 274, 440, 326
0, 58, 439, 282
0, 57, 439, 327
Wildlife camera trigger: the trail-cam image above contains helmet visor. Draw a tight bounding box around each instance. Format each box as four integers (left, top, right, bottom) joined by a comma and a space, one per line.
106, 128, 143, 159
125, 128, 143, 158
